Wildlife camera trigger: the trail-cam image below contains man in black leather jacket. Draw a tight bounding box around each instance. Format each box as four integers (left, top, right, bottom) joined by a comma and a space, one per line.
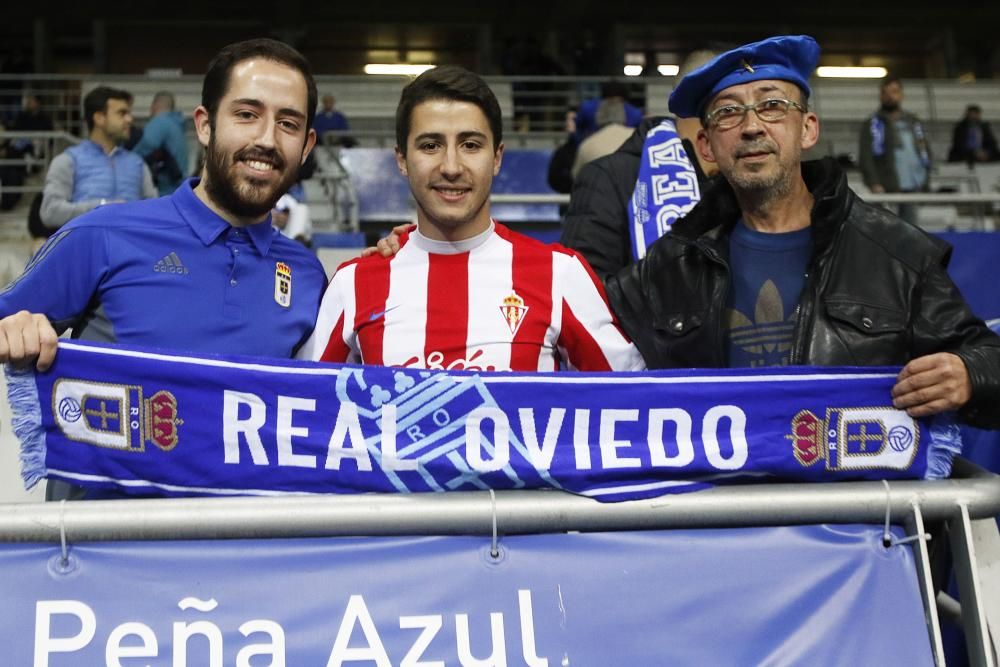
605, 35, 1000, 429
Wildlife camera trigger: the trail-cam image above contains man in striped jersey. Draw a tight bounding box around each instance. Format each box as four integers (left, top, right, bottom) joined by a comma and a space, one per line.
299, 66, 643, 372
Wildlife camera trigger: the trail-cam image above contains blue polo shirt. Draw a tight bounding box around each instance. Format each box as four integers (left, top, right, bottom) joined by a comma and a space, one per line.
1, 179, 327, 359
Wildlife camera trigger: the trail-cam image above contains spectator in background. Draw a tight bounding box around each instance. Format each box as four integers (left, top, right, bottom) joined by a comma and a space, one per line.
573, 81, 643, 144
12, 94, 52, 131
546, 107, 579, 195
1, 94, 54, 213
948, 104, 1000, 164
560, 49, 719, 279
571, 97, 635, 180
313, 93, 355, 146
545, 82, 644, 200
0, 127, 25, 212
39, 86, 156, 228
10, 94, 54, 166
0, 49, 32, 124
272, 190, 312, 246
858, 75, 932, 224
133, 91, 189, 195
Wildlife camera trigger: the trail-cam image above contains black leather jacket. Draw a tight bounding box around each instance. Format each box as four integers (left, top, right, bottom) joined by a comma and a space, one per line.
607, 158, 1000, 428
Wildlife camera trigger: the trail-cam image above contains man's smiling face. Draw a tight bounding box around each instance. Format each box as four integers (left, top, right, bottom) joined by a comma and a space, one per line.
197, 57, 316, 221
395, 98, 503, 242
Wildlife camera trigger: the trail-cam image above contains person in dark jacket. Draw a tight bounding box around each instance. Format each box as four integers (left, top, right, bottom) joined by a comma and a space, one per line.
560, 49, 719, 280
605, 35, 1000, 429
560, 114, 717, 279
947, 104, 1000, 164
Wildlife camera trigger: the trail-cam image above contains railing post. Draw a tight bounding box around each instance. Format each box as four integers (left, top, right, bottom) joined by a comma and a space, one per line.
949, 502, 996, 667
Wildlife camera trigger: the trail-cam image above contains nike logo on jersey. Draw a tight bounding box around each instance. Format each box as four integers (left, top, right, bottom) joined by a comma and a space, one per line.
369, 305, 401, 322
153, 252, 189, 275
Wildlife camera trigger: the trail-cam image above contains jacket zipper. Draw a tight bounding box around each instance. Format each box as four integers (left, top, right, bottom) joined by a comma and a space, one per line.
789, 272, 810, 364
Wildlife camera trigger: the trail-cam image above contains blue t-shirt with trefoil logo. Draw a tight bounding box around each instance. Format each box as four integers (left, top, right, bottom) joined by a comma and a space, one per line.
726, 220, 812, 367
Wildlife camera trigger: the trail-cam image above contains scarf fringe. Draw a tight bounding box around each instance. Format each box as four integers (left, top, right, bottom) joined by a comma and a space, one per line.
4, 365, 46, 489
925, 413, 963, 480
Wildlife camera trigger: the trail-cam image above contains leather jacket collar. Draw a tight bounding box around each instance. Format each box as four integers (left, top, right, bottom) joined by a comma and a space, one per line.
670, 157, 855, 255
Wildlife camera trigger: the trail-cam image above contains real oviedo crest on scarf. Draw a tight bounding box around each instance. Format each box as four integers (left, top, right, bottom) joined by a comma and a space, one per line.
52, 378, 182, 453
790, 407, 918, 472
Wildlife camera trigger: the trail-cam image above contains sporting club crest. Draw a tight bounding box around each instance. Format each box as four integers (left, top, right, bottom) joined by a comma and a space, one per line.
500, 291, 529, 336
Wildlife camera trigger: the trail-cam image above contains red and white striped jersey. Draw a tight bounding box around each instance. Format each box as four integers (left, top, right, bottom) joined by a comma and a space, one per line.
298, 223, 645, 372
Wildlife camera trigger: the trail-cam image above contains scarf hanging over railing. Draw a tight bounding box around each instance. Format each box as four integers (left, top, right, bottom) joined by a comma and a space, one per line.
6, 341, 961, 502
628, 119, 702, 260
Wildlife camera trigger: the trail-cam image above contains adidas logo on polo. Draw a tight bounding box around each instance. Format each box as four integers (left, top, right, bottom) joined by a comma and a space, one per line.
154, 252, 189, 275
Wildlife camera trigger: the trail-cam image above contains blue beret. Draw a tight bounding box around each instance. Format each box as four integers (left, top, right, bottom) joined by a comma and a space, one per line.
669, 35, 820, 119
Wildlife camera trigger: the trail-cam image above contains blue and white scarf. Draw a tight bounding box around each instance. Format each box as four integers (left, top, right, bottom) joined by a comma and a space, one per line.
869, 115, 931, 167
7, 341, 961, 502
629, 119, 701, 260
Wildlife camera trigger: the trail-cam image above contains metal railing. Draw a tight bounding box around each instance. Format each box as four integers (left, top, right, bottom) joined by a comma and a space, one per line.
0, 459, 997, 664
0, 130, 80, 196
0, 458, 996, 542
4, 73, 1000, 134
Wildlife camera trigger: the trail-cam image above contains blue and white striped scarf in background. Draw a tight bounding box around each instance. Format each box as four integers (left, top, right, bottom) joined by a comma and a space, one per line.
628, 119, 702, 260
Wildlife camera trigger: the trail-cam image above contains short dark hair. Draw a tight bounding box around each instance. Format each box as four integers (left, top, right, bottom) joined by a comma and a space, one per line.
83, 86, 132, 133
395, 65, 503, 156
880, 75, 902, 90
201, 38, 317, 129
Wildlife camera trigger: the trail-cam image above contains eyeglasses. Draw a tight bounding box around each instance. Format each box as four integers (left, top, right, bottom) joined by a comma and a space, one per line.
704, 98, 808, 129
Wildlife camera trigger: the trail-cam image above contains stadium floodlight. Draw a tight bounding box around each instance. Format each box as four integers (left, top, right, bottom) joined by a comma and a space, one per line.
657, 65, 679, 76
815, 66, 888, 79
623, 65, 643, 77
365, 64, 436, 76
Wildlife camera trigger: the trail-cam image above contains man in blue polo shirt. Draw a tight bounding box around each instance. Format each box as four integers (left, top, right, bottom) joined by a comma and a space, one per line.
0, 39, 327, 497
0, 37, 324, 364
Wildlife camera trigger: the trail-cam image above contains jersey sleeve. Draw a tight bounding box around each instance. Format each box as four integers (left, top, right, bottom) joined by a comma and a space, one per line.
554, 250, 646, 372
0, 226, 110, 332
295, 262, 361, 363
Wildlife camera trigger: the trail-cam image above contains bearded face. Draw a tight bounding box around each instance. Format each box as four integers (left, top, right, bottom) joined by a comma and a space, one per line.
202, 130, 300, 220
193, 57, 316, 223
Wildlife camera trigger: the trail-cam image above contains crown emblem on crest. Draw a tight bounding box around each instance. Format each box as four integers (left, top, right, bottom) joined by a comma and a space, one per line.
788, 409, 825, 466
274, 262, 292, 308
53, 379, 184, 454
144, 390, 183, 451
499, 291, 529, 336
